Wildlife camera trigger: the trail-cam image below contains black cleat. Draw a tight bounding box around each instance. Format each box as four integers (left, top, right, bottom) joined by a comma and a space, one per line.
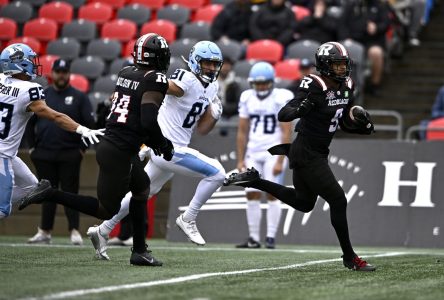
265, 237, 276, 249
18, 179, 52, 211
223, 167, 260, 187
342, 255, 376, 271
130, 246, 163, 266
236, 237, 261, 249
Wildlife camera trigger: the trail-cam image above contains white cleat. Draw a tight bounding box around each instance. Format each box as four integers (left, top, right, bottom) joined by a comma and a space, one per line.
175, 214, 206, 246
86, 226, 110, 260
28, 227, 51, 244
70, 229, 83, 246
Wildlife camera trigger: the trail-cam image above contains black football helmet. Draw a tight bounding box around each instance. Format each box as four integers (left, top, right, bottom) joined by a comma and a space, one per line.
315, 41, 351, 82
132, 33, 171, 73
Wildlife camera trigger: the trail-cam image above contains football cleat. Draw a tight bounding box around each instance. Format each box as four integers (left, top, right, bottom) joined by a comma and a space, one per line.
130, 246, 163, 266
27, 227, 51, 244
236, 237, 261, 249
265, 237, 276, 249
87, 226, 109, 260
175, 214, 206, 246
70, 229, 83, 246
342, 255, 376, 271
18, 179, 52, 210
223, 167, 260, 187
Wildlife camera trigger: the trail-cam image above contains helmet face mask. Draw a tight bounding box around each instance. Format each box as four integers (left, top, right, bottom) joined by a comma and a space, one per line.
0, 43, 42, 80
248, 61, 275, 99
188, 41, 223, 83
132, 33, 171, 73
315, 42, 351, 82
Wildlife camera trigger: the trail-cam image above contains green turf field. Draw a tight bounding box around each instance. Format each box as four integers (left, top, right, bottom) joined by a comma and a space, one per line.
1, 236, 443, 300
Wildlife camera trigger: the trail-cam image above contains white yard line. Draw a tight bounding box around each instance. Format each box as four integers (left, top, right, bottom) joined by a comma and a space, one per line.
19, 252, 406, 300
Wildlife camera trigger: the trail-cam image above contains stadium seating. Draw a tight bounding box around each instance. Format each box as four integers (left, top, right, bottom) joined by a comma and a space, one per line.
216, 38, 243, 62
101, 19, 137, 43
86, 38, 122, 61
211, 0, 233, 4
61, 0, 86, 10
140, 19, 177, 43
275, 59, 301, 80
122, 39, 135, 57
39, 54, 59, 77
23, 18, 58, 42
291, 5, 311, 21
61, 19, 97, 43
109, 57, 129, 75
246, 39, 283, 64
70, 73, 90, 92
92, 74, 118, 93
7, 36, 41, 54
71, 56, 105, 80
89, 0, 126, 10
19, 0, 46, 7
193, 4, 223, 23
233, 60, 256, 78
0, 1, 33, 25
128, 0, 165, 10
0, 17, 16, 48
169, 0, 205, 11
170, 38, 197, 59
78, 2, 113, 26
426, 118, 444, 140
38, 1, 73, 25
180, 21, 211, 40
286, 39, 320, 60
117, 4, 151, 26
157, 5, 190, 27
88, 91, 110, 112
46, 38, 81, 60
166, 55, 187, 78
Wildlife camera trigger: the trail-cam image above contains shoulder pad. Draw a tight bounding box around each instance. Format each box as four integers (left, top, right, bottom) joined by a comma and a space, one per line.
308, 74, 328, 91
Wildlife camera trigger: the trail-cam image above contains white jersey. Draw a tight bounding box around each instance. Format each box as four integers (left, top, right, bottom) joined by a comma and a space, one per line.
0, 74, 44, 158
238, 88, 293, 153
158, 69, 219, 147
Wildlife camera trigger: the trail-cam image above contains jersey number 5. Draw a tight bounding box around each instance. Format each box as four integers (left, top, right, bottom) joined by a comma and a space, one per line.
329, 108, 343, 132
0, 102, 14, 139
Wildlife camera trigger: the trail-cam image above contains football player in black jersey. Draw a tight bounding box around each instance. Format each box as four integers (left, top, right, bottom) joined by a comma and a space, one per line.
19, 33, 174, 266
224, 42, 377, 271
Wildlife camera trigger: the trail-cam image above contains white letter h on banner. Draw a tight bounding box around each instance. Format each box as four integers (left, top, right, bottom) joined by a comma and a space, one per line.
378, 162, 436, 207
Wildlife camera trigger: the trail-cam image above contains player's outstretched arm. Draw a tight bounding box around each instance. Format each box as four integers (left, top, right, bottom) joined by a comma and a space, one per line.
27, 100, 104, 145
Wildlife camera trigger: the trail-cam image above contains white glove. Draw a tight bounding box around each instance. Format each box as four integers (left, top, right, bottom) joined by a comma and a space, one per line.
209, 96, 223, 120
138, 145, 151, 161
76, 125, 105, 146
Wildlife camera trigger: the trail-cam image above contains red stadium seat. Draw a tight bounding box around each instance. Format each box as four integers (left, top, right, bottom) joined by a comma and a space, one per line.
0, 17, 17, 48
89, 0, 126, 9
23, 18, 58, 42
128, 0, 165, 10
78, 2, 113, 26
70, 73, 90, 93
292, 5, 310, 21
275, 59, 301, 80
101, 19, 137, 43
39, 54, 59, 77
246, 39, 283, 64
168, 0, 205, 11
0, 0, 10, 7
426, 117, 444, 140
140, 19, 177, 43
38, 1, 73, 25
123, 39, 136, 57
7, 37, 42, 54
193, 4, 222, 23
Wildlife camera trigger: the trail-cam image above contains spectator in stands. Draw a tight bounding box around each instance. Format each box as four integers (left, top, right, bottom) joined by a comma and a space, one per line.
287, 58, 316, 95
294, 0, 338, 43
389, 0, 426, 46
218, 57, 241, 119
418, 85, 444, 139
27, 59, 95, 245
211, 0, 253, 47
249, 0, 297, 47
338, 0, 391, 96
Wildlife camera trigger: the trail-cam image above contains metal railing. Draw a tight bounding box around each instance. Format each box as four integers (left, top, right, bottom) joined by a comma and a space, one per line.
405, 125, 444, 141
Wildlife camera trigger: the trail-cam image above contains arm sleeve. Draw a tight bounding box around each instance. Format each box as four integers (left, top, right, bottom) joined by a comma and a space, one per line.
140, 102, 167, 147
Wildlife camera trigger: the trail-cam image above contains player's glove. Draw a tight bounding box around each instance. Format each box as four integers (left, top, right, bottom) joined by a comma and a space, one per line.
75, 126, 105, 146
138, 145, 151, 161
209, 96, 223, 120
297, 98, 315, 116
151, 138, 174, 161
351, 106, 375, 133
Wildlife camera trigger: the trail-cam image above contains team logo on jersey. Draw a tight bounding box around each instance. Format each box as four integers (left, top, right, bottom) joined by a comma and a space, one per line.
326, 90, 336, 101
64, 96, 73, 105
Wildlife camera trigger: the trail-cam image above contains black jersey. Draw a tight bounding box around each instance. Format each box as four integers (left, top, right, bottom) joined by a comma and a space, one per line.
104, 66, 168, 152
294, 74, 355, 150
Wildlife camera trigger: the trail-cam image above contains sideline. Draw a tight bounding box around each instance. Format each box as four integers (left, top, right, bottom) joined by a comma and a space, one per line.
19, 252, 406, 300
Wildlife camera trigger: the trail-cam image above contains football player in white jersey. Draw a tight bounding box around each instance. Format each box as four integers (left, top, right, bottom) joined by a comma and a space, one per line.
0, 43, 103, 219
88, 41, 226, 259
235, 62, 293, 249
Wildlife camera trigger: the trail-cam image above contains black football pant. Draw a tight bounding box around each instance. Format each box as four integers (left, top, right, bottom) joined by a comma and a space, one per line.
245, 156, 355, 258
31, 149, 82, 232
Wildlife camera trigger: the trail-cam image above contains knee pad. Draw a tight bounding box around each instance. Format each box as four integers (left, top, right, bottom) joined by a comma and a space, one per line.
205, 160, 226, 185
